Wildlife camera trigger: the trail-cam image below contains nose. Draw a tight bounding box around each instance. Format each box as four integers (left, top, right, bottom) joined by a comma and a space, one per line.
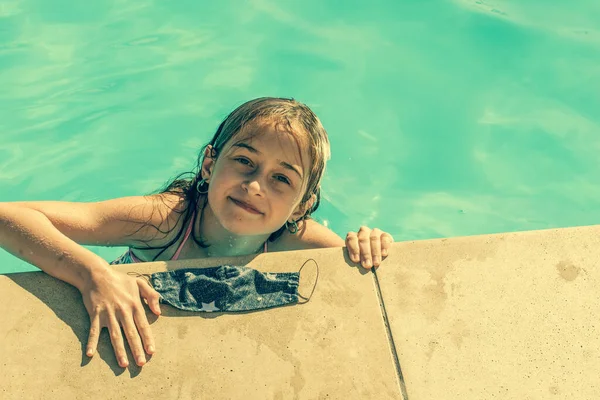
242, 179, 263, 195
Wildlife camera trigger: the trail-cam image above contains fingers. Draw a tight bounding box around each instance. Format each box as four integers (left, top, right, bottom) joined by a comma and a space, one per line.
347, 227, 374, 269
82, 271, 159, 368
370, 228, 382, 267
120, 311, 147, 367
89, 306, 154, 367
346, 227, 394, 269
381, 232, 394, 257
107, 313, 129, 368
108, 309, 148, 367
345, 231, 360, 263
86, 314, 101, 357
133, 305, 156, 356
357, 226, 373, 269
138, 279, 161, 316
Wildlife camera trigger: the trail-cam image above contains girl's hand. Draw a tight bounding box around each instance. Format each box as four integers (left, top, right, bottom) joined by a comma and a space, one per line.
80, 268, 162, 368
345, 226, 394, 269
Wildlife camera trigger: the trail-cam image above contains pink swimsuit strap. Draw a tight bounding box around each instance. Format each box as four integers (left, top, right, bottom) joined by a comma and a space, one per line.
171, 211, 196, 261
128, 212, 195, 263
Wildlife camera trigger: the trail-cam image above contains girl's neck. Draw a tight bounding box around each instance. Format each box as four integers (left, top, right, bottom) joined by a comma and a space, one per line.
195, 200, 268, 258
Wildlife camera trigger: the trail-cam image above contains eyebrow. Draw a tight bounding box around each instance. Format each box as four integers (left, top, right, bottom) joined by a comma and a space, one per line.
232, 142, 304, 179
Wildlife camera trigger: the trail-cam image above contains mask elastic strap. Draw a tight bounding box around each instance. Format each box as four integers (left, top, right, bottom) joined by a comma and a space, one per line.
297, 258, 319, 304
127, 271, 152, 285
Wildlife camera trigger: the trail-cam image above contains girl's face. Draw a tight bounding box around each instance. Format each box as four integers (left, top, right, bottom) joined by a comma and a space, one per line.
202, 121, 311, 236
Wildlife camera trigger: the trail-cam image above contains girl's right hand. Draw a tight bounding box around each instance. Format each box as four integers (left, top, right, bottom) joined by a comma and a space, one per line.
79, 268, 161, 367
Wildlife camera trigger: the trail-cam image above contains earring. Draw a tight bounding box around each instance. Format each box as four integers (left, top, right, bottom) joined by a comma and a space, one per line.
286, 220, 299, 234
196, 178, 209, 194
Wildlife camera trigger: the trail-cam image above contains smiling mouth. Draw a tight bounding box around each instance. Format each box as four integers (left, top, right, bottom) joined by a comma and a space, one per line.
229, 197, 263, 214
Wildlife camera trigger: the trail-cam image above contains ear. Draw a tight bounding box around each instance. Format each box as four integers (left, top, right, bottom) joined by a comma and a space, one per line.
200, 145, 216, 181
289, 193, 316, 221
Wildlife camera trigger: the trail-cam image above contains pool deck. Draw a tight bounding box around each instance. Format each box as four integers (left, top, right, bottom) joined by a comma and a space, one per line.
1, 225, 599, 399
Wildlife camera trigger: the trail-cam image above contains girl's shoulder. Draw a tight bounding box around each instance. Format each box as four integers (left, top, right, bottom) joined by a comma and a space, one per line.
269, 219, 344, 252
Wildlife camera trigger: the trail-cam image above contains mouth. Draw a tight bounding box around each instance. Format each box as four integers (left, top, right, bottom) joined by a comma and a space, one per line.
229, 197, 263, 215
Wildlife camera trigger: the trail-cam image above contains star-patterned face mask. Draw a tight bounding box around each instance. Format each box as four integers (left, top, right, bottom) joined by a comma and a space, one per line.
141, 259, 318, 313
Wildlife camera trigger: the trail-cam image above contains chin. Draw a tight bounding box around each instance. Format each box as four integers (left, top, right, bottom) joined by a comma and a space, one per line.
220, 218, 270, 236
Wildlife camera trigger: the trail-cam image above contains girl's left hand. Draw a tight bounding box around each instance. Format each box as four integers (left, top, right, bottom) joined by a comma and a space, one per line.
345, 226, 394, 269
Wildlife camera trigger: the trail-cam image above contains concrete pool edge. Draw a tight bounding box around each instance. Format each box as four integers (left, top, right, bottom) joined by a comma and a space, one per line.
2, 224, 599, 399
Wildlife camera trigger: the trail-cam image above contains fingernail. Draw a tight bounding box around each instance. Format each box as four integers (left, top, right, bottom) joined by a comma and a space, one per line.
364, 259, 372, 268
86, 348, 94, 357
382, 250, 388, 257
120, 357, 128, 367
137, 356, 146, 366
148, 345, 155, 353
373, 256, 380, 266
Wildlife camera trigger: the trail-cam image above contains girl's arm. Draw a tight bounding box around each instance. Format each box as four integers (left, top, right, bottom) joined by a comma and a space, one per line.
0, 195, 180, 367
1, 204, 102, 288
4, 195, 182, 248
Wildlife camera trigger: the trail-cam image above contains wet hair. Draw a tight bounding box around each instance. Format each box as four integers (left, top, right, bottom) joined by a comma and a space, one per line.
133, 97, 331, 261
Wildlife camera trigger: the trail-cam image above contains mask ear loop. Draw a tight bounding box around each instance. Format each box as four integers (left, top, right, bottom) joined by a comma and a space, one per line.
297, 258, 319, 304
127, 271, 152, 286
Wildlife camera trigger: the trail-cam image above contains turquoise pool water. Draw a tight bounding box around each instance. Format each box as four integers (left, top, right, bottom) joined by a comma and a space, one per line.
1, 1, 599, 274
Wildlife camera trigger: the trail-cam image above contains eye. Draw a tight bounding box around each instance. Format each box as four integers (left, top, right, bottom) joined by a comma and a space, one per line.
275, 175, 291, 185
235, 157, 252, 167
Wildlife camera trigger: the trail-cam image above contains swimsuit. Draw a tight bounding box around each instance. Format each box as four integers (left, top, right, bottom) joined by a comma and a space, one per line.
110, 211, 268, 265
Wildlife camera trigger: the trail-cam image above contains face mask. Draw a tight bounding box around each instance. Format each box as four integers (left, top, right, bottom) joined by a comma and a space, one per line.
130, 259, 318, 313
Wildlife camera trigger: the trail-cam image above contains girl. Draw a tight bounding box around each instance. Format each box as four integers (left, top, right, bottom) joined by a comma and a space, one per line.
0, 97, 394, 369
